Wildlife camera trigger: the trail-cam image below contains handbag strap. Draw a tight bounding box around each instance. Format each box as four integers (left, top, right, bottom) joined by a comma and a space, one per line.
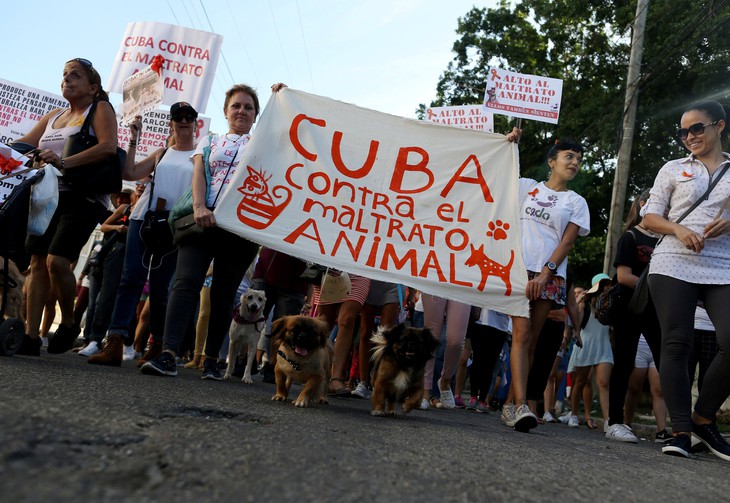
146, 147, 169, 211
78, 100, 98, 138
675, 163, 730, 225
210, 145, 239, 209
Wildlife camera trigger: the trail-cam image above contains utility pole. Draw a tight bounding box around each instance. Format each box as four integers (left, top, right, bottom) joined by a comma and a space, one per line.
603, 0, 650, 274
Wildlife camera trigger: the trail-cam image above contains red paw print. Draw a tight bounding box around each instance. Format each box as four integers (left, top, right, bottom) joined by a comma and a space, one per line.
487, 220, 509, 241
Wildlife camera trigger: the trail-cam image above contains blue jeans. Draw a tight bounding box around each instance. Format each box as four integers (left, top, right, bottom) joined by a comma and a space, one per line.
89, 241, 127, 344
108, 219, 178, 342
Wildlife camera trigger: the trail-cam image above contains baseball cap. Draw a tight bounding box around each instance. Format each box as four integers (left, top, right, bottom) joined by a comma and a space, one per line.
170, 102, 198, 120
586, 273, 611, 294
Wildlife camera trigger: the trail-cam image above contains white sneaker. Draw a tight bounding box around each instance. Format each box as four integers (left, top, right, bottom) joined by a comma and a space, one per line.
568, 415, 580, 428
41, 336, 49, 348
79, 341, 100, 357
351, 382, 370, 399
558, 411, 572, 424
419, 399, 429, 411
500, 403, 517, 427
605, 423, 638, 443
514, 404, 538, 432
543, 411, 557, 423
122, 344, 135, 361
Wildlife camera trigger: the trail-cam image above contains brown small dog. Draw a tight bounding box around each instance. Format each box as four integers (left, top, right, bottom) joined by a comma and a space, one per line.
270, 315, 332, 408
370, 324, 439, 417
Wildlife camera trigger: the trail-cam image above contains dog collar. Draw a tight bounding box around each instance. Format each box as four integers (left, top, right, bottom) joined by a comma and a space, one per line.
232, 304, 266, 328
276, 349, 302, 371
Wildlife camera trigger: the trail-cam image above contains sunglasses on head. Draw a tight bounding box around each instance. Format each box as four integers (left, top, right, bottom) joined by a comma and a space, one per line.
676, 120, 719, 141
70, 58, 93, 68
172, 114, 196, 123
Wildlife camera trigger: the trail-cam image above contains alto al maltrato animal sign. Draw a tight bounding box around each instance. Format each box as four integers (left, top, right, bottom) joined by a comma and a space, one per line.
215, 88, 530, 317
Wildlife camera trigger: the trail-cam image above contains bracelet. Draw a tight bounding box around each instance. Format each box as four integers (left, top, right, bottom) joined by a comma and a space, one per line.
60, 159, 65, 169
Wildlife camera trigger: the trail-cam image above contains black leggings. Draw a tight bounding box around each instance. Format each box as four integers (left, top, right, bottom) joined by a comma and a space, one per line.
649, 274, 730, 432
607, 294, 661, 426
467, 323, 508, 402
526, 319, 564, 402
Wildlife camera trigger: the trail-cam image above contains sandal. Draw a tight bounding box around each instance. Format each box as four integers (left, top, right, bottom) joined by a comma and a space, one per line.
586, 418, 597, 430
328, 378, 351, 398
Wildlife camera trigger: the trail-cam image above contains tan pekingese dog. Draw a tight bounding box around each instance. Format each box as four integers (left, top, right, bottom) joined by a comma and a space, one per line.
370, 323, 439, 417
270, 315, 332, 408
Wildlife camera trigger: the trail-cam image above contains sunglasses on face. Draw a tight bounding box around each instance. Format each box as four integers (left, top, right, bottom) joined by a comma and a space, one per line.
172, 115, 196, 123
676, 120, 719, 141
135, 181, 147, 186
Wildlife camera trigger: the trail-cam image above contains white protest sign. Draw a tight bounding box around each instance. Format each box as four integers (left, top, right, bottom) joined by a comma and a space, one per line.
116, 108, 211, 163
0, 78, 68, 145
108, 22, 223, 114
424, 105, 494, 132
122, 64, 164, 126
215, 89, 530, 317
483, 67, 563, 124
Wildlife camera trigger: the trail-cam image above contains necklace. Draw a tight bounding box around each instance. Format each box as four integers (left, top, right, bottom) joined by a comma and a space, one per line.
225, 133, 245, 143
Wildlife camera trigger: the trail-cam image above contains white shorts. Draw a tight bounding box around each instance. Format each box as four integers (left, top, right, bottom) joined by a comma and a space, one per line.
634, 335, 655, 369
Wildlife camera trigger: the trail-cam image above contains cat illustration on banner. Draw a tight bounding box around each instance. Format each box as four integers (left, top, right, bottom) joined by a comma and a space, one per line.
236, 165, 292, 230
464, 244, 515, 296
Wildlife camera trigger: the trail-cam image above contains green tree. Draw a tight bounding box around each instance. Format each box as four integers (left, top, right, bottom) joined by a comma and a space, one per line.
425, 0, 730, 285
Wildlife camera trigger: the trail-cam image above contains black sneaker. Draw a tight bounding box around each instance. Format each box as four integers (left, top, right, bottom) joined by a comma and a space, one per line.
692, 421, 730, 462
47, 324, 81, 354
140, 351, 178, 377
201, 358, 223, 381
261, 363, 276, 384
232, 356, 245, 378
16, 334, 42, 356
662, 433, 692, 458
655, 429, 673, 444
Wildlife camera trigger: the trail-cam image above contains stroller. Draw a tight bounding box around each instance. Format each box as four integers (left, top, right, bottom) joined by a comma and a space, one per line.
0, 142, 45, 356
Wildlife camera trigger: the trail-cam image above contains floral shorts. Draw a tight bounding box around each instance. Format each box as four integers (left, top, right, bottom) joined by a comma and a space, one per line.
527, 271, 567, 308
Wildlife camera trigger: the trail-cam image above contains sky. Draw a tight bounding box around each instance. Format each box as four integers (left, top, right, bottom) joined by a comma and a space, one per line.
3, 0, 497, 133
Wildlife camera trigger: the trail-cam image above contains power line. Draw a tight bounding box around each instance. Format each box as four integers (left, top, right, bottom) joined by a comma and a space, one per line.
225, 0, 261, 88
295, 0, 316, 92
198, 0, 236, 85
166, 0, 181, 25
268, 0, 294, 84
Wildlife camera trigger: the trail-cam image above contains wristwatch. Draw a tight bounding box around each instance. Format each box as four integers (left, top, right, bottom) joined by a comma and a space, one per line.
544, 261, 557, 274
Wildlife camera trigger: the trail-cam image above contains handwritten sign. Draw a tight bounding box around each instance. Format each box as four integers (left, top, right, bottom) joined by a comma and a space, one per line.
108, 21, 223, 114
424, 105, 494, 132
122, 64, 164, 126
215, 89, 530, 317
483, 67, 563, 124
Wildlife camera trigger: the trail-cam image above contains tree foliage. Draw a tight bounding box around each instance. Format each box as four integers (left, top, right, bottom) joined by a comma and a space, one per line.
425, 0, 730, 285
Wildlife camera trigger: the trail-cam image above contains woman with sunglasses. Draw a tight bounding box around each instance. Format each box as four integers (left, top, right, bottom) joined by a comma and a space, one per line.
15, 58, 118, 356
84, 102, 198, 366
643, 100, 730, 461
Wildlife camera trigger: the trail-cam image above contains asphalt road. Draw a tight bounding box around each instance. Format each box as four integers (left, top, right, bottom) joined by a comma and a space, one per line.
1, 350, 727, 503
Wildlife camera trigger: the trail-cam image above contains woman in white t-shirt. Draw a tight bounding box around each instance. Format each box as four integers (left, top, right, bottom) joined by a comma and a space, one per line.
644, 99, 730, 461
85, 102, 198, 366
501, 136, 590, 432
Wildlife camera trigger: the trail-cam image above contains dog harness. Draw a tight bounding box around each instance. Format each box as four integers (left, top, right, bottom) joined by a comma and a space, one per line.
232, 303, 266, 331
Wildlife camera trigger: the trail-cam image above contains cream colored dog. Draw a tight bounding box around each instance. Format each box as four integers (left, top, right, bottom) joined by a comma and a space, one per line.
224, 288, 267, 383
0, 258, 26, 322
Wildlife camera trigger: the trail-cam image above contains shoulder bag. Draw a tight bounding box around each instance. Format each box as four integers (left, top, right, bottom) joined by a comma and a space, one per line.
629, 163, 730, 315
140, 148, 175, 254
61, 100, 125, 195
171, 136, 238, 245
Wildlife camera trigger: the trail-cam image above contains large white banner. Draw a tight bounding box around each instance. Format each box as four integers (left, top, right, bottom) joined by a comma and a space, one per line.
483, 67, 563, 124
216, 89, 529, 317
0, 78, 68, 145
108, 22, 223, 114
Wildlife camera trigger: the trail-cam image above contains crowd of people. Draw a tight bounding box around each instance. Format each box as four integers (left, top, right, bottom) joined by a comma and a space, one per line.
6, 58, 730, 463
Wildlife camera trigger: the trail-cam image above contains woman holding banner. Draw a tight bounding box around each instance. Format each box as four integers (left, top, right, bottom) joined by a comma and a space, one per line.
16, 58, 118, 356
141, 83, 284, 380
501, 135, 590, 432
